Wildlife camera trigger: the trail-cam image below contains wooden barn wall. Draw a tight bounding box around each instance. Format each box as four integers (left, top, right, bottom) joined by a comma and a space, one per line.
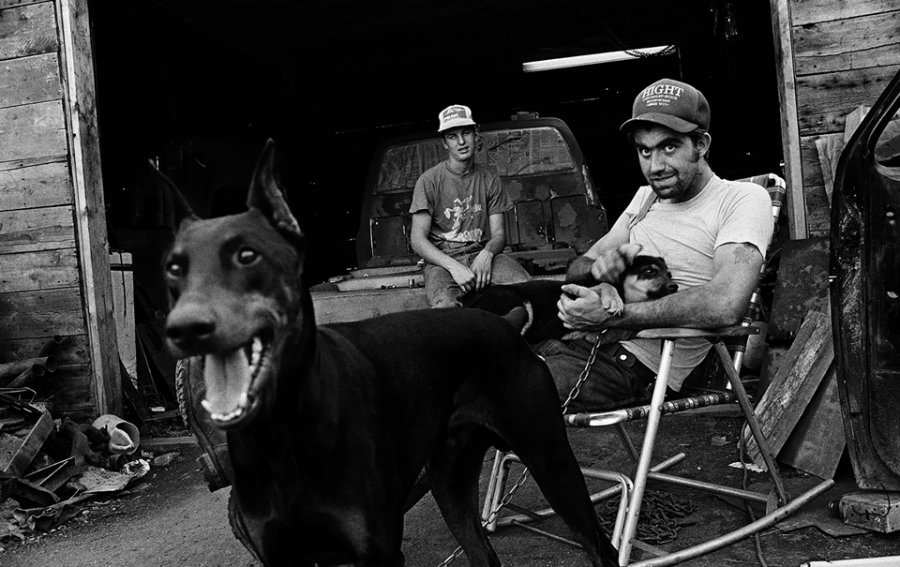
0, 0, 92, 418
790, 0, 900, 236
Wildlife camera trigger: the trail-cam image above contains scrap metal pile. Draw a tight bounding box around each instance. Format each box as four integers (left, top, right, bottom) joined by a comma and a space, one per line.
0, 389, 150, 549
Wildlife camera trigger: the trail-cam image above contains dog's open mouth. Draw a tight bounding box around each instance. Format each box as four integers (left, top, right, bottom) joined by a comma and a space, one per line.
201, 336, 270, 427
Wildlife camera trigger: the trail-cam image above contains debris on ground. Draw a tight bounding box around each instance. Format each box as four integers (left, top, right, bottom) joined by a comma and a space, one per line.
0, 388, 182, 551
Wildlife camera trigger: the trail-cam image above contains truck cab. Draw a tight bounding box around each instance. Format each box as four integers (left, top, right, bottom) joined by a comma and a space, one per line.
311, 115, 607, 323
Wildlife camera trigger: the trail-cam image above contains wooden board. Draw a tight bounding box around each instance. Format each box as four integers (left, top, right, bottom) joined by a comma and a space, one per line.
59, 0, 123, 416
0, 334, 90, 365
0, 0, 56, 9
794, 10, 900, 76
110, 252, 136, 386
0, 160, 73, 210
0, 409, 53, 476
0, 248, 80, 292
42, 362, 94, 420
0, 205, 76, 254
779, 366, 845, 479
312, 288, 428, 324
797, 65, 900, 136
799, 134, 835, 235
742, 308, 834, 467
0, 2, 58, 60
0, 52, 62, 109
0, 101, 68, 163
770, 0, 807, 239
0, 287, 86, 339
791, 0, 898, 26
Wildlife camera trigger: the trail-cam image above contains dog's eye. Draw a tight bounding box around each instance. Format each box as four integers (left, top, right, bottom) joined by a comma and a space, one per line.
236, 248, 260, 266
165, 261, 185, 278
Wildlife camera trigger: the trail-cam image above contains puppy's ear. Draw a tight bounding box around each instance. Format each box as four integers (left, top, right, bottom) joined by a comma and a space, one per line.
247, 139, 304, 244
149, 159, 198, 227
618, 243, 643, 265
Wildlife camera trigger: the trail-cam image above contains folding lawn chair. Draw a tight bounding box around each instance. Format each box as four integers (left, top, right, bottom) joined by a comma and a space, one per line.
478, 173, 835, 566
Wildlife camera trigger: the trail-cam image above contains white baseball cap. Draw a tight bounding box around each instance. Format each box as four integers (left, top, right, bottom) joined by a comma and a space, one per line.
437, 104, 477, 133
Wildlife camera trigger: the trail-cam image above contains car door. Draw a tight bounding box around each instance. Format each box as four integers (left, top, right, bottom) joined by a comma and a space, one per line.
831, 68, 900, 489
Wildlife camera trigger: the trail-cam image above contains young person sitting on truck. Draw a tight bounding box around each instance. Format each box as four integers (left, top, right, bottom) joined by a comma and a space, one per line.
409, 104, 530, 308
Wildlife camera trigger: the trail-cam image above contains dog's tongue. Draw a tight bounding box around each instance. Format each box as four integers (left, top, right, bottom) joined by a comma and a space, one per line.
203, 348, 251, 416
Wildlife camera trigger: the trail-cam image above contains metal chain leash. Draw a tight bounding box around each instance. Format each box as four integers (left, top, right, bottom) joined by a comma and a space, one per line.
559, 332, 606, 411
436, 335, 605, 566
596, 490, 696, 545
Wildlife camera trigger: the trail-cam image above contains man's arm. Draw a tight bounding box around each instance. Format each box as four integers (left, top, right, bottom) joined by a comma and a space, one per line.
558, 242, 763, 330
409, 211, 476, 292
468, 212, 506, 290
566, 210, 638, 283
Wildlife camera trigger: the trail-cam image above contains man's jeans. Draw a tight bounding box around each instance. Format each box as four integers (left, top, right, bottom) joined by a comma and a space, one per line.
423, 245, 530, 308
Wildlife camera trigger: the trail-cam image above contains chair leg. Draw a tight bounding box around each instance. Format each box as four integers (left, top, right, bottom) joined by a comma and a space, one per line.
481, 449, 505, 525
713, 342, 788, 505
617, 338, 676, 566
483, 450, 514, 532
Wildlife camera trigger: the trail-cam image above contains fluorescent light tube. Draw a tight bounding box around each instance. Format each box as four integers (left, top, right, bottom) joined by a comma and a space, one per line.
522, 45, 673, 73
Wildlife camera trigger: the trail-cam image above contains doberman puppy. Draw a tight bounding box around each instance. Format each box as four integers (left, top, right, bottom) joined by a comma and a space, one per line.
465, 255, 679, 343
163, 140, 617, 567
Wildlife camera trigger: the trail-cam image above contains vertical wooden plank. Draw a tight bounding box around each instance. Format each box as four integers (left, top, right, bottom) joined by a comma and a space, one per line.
110, 252, 137, 387
770, 0, 808, 239
56, 0, 121, 416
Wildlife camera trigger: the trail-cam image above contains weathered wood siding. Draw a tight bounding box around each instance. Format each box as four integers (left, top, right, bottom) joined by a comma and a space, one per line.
0, 0, 97, 418
789, 0, 900, 236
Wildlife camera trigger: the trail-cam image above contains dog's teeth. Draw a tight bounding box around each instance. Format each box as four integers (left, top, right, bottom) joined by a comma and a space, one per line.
201, 399, 213, 414
251, 337, 262, 367
239, 392, 249, 409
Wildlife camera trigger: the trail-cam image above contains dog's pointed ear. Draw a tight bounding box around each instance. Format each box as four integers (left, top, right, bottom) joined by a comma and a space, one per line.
247, 139, 304, 242
148, 158, 198, 226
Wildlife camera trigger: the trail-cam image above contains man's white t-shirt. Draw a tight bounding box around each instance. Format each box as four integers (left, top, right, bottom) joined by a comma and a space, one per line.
620, 175, 774, 391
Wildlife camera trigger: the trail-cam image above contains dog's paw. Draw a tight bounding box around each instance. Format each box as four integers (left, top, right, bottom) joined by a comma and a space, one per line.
596, 282, 624, 317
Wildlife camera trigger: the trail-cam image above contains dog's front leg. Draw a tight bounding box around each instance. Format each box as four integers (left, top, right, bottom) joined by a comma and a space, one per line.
595, 282, 624, 316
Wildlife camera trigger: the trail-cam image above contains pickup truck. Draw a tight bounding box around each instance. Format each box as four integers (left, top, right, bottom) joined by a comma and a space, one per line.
311, 115, 608, 324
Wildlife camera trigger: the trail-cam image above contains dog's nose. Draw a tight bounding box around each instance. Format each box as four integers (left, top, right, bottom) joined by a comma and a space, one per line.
166, 306, 217, 353
667, 283, 679, 294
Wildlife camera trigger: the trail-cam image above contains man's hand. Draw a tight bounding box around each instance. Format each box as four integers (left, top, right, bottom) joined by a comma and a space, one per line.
557, 284, 613, 330
469, 249, 494, 291
447, 262, 476, 294
590, 243, 643, 283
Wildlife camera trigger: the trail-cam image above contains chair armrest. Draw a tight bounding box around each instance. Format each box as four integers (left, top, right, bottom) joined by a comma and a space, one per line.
634, 323, 761, 340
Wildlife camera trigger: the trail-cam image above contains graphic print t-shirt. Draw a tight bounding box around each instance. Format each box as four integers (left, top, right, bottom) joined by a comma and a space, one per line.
409, 161, 513, 251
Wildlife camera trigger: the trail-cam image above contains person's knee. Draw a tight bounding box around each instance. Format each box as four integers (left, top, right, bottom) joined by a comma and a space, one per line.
490, 254, 531, 284
431, 297, 462, 308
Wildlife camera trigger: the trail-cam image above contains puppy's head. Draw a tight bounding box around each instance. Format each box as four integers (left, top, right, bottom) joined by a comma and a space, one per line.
621, 255, 678, 302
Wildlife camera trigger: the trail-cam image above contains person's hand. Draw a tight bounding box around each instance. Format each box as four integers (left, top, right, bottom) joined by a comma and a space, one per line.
469, 249, 494, 291
557, 284, 613, 330
590, 243, 643, 283
447, 262, 476, 294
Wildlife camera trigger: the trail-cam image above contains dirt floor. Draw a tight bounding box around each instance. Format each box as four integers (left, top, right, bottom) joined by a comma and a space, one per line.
3, 413, 900, 567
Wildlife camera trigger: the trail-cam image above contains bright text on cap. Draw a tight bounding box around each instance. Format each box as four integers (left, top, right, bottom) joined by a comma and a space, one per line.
438, 104, 476, 132
639, 83, 685, 107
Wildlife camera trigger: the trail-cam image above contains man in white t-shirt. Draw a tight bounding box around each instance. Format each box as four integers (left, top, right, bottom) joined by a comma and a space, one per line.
538, 78, 773, 411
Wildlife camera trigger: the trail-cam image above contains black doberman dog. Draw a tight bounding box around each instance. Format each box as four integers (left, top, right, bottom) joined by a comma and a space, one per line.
465, 255, 678, 343
163, 140, 617, 567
